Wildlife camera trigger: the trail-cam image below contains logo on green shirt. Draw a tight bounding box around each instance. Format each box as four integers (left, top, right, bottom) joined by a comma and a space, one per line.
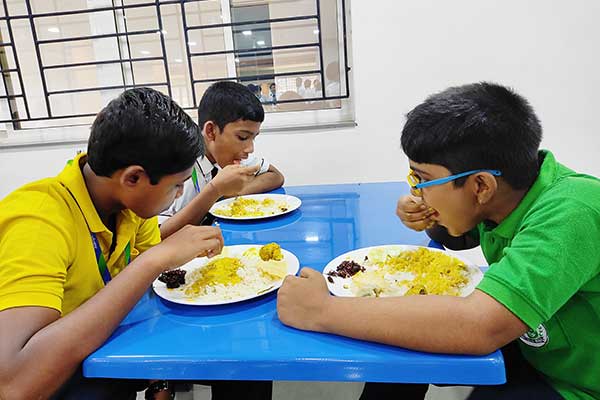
519, 324, 549, 348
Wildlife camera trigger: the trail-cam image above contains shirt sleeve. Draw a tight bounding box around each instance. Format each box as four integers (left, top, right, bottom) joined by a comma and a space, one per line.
163, 177, 198, 216
241, 155, 270, 175
0, 207, 72, 313
134, 216, 162, 255
477, 196, 600, 329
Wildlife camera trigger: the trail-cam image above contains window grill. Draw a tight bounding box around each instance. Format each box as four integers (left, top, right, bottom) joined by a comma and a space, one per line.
0, 0, 351, 130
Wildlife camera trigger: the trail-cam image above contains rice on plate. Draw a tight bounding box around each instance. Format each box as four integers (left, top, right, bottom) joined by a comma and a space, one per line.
323, 245, 483, 298
212, 196, 288, 217
209, 194, 302, 220
153, 243, 300, 305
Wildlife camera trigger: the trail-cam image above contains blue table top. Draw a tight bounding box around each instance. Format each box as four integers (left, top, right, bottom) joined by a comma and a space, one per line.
83, 182, 505, 384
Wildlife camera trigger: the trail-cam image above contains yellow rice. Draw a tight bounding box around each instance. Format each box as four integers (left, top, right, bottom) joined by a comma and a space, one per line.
351, 247, 469, 297
213, 197, 287, 217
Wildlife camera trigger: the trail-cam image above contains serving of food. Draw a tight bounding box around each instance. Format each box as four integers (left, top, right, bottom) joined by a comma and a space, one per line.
153, 243, 300, 305
208, 194, 301, 220
323, 245, 483, 298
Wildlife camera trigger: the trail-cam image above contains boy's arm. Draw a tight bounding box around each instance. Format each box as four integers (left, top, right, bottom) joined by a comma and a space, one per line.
0, 225, 223, 400
159, 181, 221, 238
238, 164, 285, 195
160, 164, 260, 239
426, 224, 480, 250
277, 268, 528, 355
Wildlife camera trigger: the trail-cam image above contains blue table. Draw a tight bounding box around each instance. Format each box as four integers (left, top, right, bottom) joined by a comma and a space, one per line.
83, 182, 505, 384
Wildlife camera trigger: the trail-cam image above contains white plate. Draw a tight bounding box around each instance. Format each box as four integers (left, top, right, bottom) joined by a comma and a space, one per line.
153, 245, 299, 306
209, 194, 301, 220
323, 245, 483, 298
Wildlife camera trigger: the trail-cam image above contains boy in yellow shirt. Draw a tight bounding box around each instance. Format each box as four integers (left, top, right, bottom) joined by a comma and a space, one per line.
0, 88, 223, 399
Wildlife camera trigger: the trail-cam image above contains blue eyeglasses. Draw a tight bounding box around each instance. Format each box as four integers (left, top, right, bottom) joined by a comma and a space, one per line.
407, 168, 502, 196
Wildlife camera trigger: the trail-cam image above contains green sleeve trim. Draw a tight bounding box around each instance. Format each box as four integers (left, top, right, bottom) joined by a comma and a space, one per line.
0, 291, 63, 314
477, 274, 545, 330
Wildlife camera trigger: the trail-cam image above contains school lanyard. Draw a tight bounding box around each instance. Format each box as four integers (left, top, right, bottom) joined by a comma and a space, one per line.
191, 167, 201, 194
90, 232, 131, 285
60, 161, 132, 285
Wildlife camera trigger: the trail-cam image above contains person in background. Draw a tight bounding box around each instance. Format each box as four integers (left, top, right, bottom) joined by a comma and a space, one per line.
302, 79, 315, 99
0, 87, 224, 400
268, 82, 277, 104
277, 82, 600, 400
248, 83, 266, 103
295, 77, 305, 97
313, 79, 323, 98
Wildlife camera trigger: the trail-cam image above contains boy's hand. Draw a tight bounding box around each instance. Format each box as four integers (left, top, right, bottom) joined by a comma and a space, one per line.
277, 267, 331, 332
396, 195, 438, 231
143, 225, 224, 272
211, 164, 261, 197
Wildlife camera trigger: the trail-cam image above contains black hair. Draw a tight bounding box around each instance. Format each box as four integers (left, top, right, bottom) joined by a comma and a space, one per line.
401, 82, 542, 190
198, 81, 264, 130
88, 87, 203, 184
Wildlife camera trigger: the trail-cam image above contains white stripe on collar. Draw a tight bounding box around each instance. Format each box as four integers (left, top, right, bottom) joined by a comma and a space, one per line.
196, 156, 217, 178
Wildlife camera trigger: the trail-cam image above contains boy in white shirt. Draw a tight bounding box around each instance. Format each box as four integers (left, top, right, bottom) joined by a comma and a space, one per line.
159, 81, 284, 238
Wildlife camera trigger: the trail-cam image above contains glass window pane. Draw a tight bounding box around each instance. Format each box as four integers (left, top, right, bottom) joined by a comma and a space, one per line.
45, 63, 123, 92
191, 54, 228, 81
50, 89, 120, 116
131, 59, 166, 85
0, 72, 23, 96
41, 37, 120, 66
119, 5, 158, 32
187, 27, 227, 54
0, 0, 352, 130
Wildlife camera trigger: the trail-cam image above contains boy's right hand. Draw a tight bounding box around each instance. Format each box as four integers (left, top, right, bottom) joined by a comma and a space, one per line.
396, 195, 438, 232
144, 225, 224, 272
210, 164, 261, 197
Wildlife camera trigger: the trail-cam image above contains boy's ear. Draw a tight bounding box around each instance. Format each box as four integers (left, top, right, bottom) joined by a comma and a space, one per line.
472, 172, 498, 205
203, 121, 219, 142
120, 165, 147, 188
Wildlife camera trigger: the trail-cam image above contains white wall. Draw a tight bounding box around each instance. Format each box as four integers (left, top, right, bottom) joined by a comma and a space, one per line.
2, 0, 600, 199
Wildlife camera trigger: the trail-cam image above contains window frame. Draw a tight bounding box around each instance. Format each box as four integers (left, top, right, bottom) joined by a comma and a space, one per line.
0, 0, 354, 147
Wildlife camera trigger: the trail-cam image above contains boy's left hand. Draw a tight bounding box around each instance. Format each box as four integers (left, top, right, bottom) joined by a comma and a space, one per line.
277, 267, 331, 332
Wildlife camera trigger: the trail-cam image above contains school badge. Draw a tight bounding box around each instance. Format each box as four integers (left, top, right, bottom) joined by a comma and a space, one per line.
519, 324, 548, 348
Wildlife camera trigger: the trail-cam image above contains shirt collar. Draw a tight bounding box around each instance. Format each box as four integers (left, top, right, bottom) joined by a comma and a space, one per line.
490, 150, 558, 239
196, 156, 218, 178
57, 152, 108, 234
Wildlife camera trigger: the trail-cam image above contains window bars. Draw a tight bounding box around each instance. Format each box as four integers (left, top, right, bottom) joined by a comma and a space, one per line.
0, 0, 350, 130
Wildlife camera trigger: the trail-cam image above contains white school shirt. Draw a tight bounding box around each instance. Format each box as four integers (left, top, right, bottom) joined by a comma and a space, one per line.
158, 155, 270, 224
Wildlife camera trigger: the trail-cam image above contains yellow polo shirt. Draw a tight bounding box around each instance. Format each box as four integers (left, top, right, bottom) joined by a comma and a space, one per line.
0, 153, 161, 316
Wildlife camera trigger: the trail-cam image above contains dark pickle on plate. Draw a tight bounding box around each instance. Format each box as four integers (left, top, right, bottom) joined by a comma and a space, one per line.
158, 269, 187, 289
327, 260, 365, 279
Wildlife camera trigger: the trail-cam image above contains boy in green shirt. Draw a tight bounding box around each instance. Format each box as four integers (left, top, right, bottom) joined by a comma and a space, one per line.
277, 82, 600, 399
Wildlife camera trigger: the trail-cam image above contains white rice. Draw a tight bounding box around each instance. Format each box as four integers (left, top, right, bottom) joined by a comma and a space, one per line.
181, 249, 284, 302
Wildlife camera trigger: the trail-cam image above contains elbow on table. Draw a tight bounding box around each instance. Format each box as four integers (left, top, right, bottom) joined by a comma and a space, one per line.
267, 170, 284, 190
459, 321, 519, 356
461, 339, 502, 356
457, 290, 527, 356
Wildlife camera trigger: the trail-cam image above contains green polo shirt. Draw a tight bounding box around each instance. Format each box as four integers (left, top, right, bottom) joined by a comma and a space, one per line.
476, 150, 600, 400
